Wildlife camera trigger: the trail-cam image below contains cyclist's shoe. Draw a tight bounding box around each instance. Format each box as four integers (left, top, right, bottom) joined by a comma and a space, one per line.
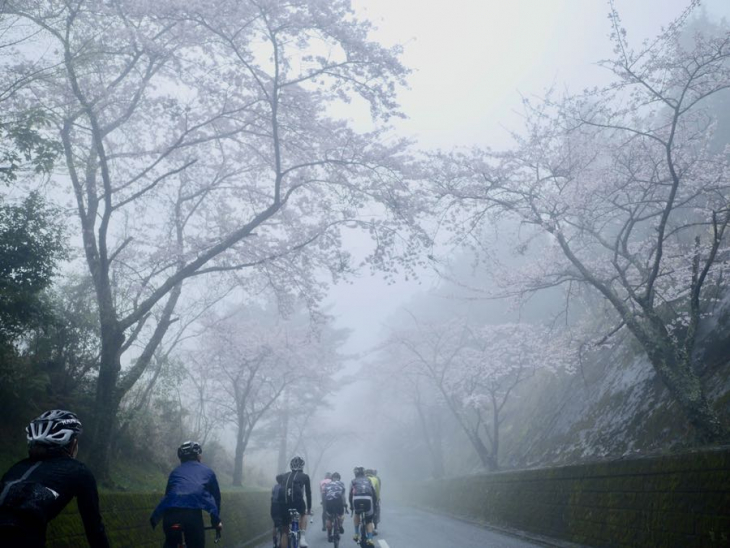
339, 525, 345, 534
300, 534, 309, 547
366, 539, 375, 546
373, 530, 378, 536
328, 533, 334, 542
353, 534, 360, 543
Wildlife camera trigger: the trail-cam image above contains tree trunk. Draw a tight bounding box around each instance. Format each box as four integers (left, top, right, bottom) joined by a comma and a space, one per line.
642, 335, 726, 443
86, 322, 124, 481
277, 401, 289, 473
415, 400, 445, 479
232, 427, 245, 487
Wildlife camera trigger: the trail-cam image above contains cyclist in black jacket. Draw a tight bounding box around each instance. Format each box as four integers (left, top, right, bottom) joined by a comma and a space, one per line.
0, 409, 110, 548
280, 456, 312, 547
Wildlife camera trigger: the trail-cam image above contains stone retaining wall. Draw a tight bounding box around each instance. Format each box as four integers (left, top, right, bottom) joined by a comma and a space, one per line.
401, 447, 730, 547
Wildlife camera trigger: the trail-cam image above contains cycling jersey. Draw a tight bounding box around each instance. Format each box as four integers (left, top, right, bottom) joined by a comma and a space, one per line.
270, 483, 286, 526
365, 474, 381, 500
281, 470, 312, 515
0, 454, 109, 548
319, 478, 331, 498
349, 476, 376, 510
324, 480, 347, 516
150, 460, 222, 527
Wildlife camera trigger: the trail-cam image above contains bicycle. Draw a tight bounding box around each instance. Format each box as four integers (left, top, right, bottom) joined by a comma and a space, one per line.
287, 508, 301, 548
352, 500, 374, 548
168, 523, 221, 548
325, 506, 346, 548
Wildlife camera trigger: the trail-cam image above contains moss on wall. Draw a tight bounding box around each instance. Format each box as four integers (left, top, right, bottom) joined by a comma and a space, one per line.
46, 491, 270, 548
400, 447, 730, 547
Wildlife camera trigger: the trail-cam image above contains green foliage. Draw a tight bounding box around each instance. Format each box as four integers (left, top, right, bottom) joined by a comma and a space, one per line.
0, 191, 67, 341
45, 491, 271, 548
0, 110, 61, 184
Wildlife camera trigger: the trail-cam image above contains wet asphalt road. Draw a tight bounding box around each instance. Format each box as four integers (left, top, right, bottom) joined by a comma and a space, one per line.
255, 504, 547, 548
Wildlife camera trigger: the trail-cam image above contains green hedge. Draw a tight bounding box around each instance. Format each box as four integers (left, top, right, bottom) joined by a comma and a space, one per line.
400, 447, 730, 547
47, 491, 271, 548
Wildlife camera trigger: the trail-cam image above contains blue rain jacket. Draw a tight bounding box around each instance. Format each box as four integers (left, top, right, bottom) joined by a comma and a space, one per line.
150, 461, 221, 527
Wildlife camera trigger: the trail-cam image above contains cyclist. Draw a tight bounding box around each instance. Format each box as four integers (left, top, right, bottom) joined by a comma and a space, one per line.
280, 455, 312, 547
319, 472, 332, 531
364, 469, 381, 531
323, 471, 347, 543
349, 466, 377, 546
0, 409, 110, 548
270, 473, 287, 547
150, 441, 222, 548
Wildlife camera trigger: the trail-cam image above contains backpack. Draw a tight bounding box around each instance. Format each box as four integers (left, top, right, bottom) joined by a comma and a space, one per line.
284, 471, 305, 504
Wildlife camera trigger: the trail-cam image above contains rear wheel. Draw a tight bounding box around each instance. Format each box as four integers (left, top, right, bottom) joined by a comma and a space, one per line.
359, 520, 368, 548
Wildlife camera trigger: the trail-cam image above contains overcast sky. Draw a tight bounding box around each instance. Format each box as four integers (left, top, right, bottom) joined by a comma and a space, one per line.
324, 0, 730, 356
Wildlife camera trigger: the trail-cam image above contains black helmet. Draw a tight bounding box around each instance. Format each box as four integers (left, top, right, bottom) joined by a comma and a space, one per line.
26, 410, 82, 447
365, 469, 375, 476
353, 466, 365, 477
290, 455, 305, 471
332, 472, 341, 481
177, 440, 202, 460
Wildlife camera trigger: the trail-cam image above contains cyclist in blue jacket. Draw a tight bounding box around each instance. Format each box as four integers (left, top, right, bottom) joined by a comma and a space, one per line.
151, 441, 222, 548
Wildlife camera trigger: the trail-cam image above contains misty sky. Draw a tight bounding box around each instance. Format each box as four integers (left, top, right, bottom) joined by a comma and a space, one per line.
324, 0, 730, 356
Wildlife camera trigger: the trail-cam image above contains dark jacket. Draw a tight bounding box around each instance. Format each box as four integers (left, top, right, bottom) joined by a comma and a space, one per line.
150, 461, 221, 528
0, 454, 109, 548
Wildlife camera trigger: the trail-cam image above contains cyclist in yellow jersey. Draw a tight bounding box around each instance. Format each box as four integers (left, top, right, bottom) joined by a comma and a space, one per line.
364, 469, 380, 532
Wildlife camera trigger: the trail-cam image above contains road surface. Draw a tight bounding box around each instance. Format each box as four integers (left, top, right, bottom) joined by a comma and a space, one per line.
256, 504, 548, 548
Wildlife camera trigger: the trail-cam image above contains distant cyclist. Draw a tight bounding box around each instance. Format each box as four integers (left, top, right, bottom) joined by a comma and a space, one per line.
350, 466, 377, 546
323, 471, 347, 543
280, 456, 312, 547
319, 472, 332, 531
270, 473, 287, 547
150, 441, 222, 548
364, 469, 381, 531
0, 409, 110, 548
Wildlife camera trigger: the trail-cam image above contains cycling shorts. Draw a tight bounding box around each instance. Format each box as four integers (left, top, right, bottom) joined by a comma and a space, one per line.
286, 500, 306, 518
352, 496, 374, 522
163, 508, 205, 548
325, 499, 344, 517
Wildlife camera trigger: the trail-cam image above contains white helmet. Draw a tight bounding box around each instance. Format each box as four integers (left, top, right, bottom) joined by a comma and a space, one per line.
26, 410, 82, 447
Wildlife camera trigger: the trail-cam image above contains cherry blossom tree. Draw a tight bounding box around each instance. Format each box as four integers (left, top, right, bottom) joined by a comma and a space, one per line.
429, 3, 730, 442
201, 306, 344, 486
386, 317, 561, 470
2, 0, 423, 476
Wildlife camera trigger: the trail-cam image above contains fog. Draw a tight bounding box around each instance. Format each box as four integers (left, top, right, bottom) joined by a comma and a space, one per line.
2, 1, 730, 545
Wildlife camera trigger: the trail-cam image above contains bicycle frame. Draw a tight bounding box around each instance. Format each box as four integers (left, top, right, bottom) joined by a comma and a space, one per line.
288, 509, 301, 548
357, 511, 368, 548
325, 508, 341, 548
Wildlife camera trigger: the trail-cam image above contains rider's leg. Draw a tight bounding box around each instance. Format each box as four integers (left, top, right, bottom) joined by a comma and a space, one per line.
299, 506, 309, 547
162, 508, 205, 548
280, 524, 289, 548
353, 511, 361, 540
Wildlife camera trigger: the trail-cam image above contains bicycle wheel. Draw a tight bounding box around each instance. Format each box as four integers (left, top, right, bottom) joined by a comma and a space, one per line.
359, 519, 368, 548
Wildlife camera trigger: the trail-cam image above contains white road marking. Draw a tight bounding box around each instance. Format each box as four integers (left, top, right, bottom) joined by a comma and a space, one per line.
378, 540, 390, 548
